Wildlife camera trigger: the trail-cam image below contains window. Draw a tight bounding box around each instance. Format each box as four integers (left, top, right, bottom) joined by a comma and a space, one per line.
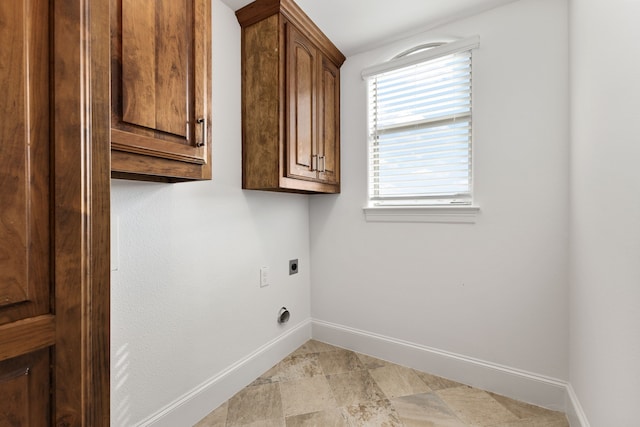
363, 37, 479, 211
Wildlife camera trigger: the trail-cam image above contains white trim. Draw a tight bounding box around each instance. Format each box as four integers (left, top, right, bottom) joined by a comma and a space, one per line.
133, 317, 591, 427
135, 319, 312, 427
361, 35, 480, 79
312, 318, 568, 413
363, 205, 480, 223
565, 384, 591, 427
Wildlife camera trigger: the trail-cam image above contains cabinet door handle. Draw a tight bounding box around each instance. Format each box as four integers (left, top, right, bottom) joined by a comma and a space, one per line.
311, 154, 318, 171
196, 117, 206, 147
319, 156, 326, 172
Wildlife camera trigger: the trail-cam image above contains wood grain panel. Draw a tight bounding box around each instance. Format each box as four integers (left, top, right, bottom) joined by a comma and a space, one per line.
318, 57, 339, 185
242, 16, 281, 189
112, 129, 206, 164
0, 0, 51, 323
53, 0, 111, 423
0, 349, 50, 426
112, 148, 210, 182
122, 0, 156, 129
0, 315, 55, 362
287, 24, 317, 181
0, 1, 29, 308
194, 0, 212, 157
155, 0, 189, 138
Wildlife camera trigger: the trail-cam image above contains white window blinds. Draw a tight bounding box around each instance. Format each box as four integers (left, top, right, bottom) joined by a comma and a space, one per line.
364, 37, 479, 206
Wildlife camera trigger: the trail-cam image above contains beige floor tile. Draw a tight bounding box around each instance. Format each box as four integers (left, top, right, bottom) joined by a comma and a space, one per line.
210, 344, 570, 427
318, 349, 365, 375
391, 392, 467, 427
226, 383, 283, 427
437, 386, 519, 426
194, 402, 228, 427
342, 398, 404, 427
250, 363, 281, 386
326, 370, 386, 407
414, 371, 465, 391
277, 353, 324, 382
291, 340, 341, 356
356, 353, 391, 369
488, 415, 569, 427
369, 364, 432, 398
488, 392, 565, 420
252, 353, 324, 386
235, 419, 285, 427
285, 409, 349, 427
280, 376, 337, 417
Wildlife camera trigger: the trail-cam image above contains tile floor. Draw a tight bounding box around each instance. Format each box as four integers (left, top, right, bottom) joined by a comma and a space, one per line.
195, 340, 569, 427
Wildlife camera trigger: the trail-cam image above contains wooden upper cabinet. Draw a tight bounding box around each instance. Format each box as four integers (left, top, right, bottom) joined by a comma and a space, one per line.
237, 0, 345, 193
111, 0, 212, 182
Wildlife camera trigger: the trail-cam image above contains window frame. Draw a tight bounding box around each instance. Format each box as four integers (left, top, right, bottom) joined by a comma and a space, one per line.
362, 36, 480, 223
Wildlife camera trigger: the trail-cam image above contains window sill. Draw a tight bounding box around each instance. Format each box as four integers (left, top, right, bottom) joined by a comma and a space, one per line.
363, 205, 480, 223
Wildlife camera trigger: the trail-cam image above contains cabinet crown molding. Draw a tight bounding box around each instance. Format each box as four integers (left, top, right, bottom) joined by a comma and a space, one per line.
236, 0, 345, 67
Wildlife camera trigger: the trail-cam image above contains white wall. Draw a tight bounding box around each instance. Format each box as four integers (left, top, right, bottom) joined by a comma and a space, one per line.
113, 0, 640, 424
110, 2, 311, 425
310, 0, 569, 381
569, 0, 640, 425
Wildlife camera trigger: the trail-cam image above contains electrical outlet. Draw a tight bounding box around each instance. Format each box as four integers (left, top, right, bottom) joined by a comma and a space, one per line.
260, 267, 269, 287
289, 259, 298, 275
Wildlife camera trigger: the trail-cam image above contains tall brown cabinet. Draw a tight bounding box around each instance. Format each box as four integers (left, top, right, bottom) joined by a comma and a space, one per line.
237, 0, 345, 194
0, 0, 110, 425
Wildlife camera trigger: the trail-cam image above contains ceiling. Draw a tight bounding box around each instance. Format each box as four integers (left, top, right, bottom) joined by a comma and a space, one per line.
220, 0, 517, 56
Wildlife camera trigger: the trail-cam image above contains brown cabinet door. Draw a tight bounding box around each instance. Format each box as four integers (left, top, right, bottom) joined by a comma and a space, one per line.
0, 350, 50, 426
111, 0, 211, 180
286, 24, 319, 181
0, 0, 54, 424
317, 56, 340, 185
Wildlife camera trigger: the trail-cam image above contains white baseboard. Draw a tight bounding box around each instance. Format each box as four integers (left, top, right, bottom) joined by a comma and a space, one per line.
312, 318, 570, 414
132, 317, 591, 427
565, 383, 591, 427
136, 319, 312, 427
